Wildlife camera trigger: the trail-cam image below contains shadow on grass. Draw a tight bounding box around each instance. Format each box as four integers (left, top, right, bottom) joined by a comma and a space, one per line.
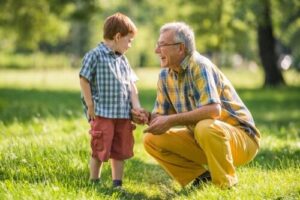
0, 87, 158, 125
1, 86, 299, 126
253, 146, 300, 169
0, 87, 83, 124
237, 86, 300, 127
0, 155, 172, 200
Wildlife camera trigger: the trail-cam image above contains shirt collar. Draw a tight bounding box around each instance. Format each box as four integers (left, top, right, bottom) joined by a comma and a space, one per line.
167, 54, 192, 76
99, 42, 122, 58
180, 54, 192, 71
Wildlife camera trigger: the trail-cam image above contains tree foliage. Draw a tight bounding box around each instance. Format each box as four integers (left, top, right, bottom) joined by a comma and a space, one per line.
0, 0, 299, 85
0, 0, 99, 51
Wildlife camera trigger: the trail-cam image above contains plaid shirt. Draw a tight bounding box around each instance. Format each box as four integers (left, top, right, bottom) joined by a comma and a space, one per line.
153, 52, 260, 140
79, 42, 137, 119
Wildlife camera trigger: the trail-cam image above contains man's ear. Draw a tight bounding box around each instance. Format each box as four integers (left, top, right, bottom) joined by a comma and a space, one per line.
179, 43, 186, 54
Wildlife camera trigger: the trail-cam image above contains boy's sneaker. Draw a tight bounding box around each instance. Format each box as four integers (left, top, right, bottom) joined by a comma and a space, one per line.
112, 179, 122, 187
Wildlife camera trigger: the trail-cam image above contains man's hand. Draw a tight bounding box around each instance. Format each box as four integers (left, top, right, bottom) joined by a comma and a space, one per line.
131, 108, 149, 125
143, 115, 172, 135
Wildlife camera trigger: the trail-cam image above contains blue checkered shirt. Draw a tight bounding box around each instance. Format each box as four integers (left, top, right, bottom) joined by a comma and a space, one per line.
79, 42, 137, 119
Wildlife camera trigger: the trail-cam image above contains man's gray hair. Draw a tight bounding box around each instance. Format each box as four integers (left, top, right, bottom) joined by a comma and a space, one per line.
160, 22, 196, 55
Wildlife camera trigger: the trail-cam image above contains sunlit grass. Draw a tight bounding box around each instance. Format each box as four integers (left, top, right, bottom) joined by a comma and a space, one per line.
1, 67, 299, 91
0, 68, 299, 199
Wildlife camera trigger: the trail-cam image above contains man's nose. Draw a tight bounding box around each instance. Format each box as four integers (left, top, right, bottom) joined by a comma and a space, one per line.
155, 46, 160, 54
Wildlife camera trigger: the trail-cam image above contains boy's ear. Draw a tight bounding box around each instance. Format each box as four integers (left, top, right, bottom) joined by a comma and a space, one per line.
114, 33, 121, 41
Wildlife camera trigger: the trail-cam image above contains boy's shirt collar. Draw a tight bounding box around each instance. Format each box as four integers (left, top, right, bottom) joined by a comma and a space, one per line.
99, 42, 122, 58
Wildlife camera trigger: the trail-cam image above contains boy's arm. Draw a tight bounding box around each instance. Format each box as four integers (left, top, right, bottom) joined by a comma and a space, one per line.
79, 76, 95, 121
130, 81, 141, 109
130, 81, 150, 124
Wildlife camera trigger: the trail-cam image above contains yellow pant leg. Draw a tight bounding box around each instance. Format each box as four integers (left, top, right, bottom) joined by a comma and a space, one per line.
143, 128, 208, 186
194, 119, 259, 188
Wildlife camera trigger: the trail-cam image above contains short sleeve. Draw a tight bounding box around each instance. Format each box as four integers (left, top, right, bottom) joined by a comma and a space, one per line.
123, 56, 138, 82
130, 68, 138, 82
79, 52, 97, 81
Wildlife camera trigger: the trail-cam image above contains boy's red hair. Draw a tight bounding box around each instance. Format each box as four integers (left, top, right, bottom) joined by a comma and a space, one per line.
103, 12, 137, 40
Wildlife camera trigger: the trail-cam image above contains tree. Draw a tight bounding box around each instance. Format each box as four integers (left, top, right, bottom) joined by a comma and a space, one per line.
0, 0, 99, 52
256, 0, 285, 86
179, 0, 300, 86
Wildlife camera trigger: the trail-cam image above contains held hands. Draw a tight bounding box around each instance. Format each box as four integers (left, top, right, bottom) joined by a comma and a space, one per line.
131, 108, 173, 135
131, 108, 149, 125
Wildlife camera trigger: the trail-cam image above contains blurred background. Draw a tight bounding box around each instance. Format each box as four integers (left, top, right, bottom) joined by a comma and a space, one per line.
0, 0, 299, 87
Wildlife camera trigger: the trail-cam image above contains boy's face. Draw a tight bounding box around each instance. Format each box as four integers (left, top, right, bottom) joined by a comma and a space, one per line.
115, 33, 135, 54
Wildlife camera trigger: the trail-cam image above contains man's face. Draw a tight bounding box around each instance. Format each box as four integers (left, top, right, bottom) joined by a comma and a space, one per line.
155, 30, 184, 71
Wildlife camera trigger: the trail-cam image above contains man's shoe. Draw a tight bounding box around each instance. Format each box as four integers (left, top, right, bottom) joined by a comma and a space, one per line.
191, 171, 211, 188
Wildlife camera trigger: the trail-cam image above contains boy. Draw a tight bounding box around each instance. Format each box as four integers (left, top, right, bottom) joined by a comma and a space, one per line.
79, 13, 144, 188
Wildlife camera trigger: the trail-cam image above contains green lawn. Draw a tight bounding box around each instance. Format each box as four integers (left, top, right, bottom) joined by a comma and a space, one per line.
0, 68, 299, 199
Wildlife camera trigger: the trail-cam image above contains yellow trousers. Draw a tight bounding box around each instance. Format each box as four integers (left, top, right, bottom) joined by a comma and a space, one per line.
143, 119, 259, 188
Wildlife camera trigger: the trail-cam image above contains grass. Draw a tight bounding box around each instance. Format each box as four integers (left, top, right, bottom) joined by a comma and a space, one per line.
0, 52, 77, 70
0, 68, 299, 199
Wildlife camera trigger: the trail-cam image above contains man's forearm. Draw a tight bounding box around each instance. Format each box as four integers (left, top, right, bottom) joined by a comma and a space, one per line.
168, 103, 221, 126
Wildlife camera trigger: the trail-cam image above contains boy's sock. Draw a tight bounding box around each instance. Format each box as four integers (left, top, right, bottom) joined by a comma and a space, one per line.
112, 179, 122, 187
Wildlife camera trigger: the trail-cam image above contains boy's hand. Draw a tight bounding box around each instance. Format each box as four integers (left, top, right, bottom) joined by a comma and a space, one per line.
131, 108, 149, 124
87, 105, 96, 121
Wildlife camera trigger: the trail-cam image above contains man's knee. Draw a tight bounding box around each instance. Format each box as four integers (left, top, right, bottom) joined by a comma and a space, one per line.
195, 119, 215, 137
194, 119, 224, 146
143, 133, 157, 153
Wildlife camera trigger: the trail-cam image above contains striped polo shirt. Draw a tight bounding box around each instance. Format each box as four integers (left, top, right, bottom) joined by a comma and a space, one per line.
153, 52, 260, 142
79, 42, 137, 119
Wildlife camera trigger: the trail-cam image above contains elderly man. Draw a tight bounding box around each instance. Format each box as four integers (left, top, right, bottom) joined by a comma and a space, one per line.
132, 22, 261, 189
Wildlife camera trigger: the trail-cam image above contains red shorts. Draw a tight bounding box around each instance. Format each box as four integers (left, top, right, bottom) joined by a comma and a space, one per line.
89, 116, 135, 161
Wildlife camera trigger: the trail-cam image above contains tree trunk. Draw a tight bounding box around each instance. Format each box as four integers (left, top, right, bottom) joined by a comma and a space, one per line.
257, 0, 285, 87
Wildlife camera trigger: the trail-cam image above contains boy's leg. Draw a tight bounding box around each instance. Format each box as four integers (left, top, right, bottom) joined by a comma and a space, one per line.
110, 119, 134, 187
111, 159, 124, 187
89, 117, 115, 181
89, 157, 103, 180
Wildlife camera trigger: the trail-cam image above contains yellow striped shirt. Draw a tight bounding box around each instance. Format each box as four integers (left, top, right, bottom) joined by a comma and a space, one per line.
153, 52, 260, 144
